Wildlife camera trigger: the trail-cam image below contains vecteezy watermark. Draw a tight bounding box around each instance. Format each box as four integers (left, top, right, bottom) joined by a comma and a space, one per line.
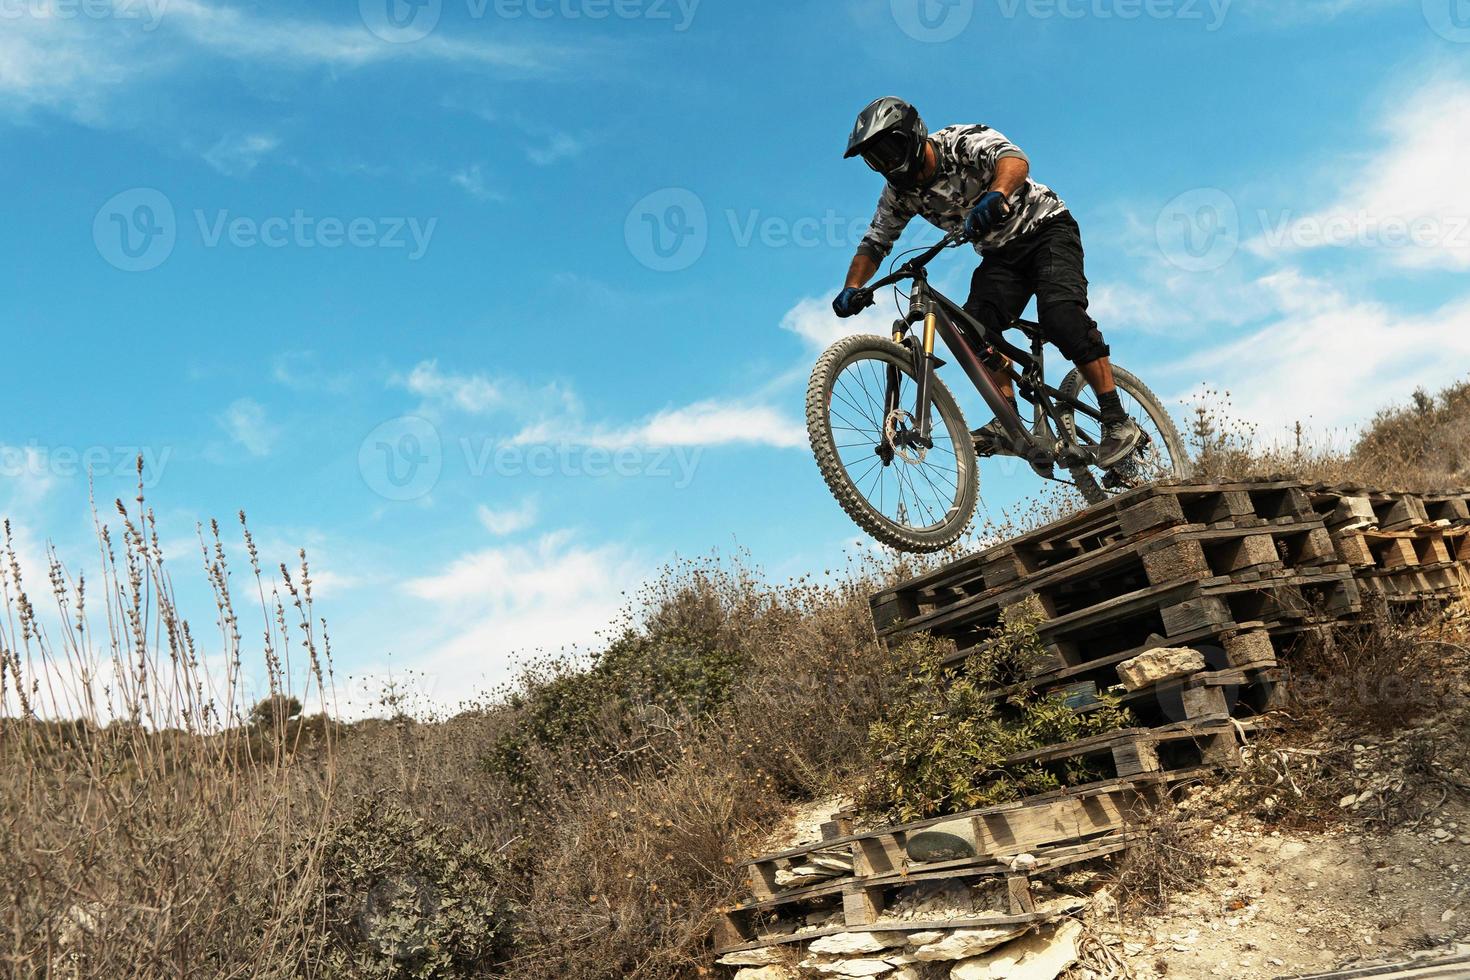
1423, 0, 1470, 42
1155, 188, 1240, 272
625, 188, 876, 271
625, 188, 708, 272
359, 416, 444, 502
890, 0, 975, 42
0, 443, 173, 488
992, 0, 1232, 29
94, 188, 438, 272
94, 188, 177, 273
460, 438, 702, 489
0, 0, 169, 30
359, 0, 697, 42
357, 418, 703, 501
1256, 210, 1470, 252
1156, 187, 1470, 271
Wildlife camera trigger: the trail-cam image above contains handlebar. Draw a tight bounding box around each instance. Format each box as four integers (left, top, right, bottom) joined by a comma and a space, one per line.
853, 230, 969, 310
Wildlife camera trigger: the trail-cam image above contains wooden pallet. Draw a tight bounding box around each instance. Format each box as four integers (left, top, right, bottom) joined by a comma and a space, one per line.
881, 568, 1360, 677
873, 519, 1339, 640
873, 482, 1321, 635
719, 827, 1137, 952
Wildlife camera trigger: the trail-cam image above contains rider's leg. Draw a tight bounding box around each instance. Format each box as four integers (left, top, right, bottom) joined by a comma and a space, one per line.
1026, 214, 1143, 469
962, 259, 1031, 454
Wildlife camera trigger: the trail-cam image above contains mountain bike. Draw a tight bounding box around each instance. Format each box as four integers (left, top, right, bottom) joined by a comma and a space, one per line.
806, 229, 1189, 553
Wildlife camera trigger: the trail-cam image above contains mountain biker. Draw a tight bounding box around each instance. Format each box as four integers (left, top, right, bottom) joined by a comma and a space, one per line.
832, 97, 1143, 470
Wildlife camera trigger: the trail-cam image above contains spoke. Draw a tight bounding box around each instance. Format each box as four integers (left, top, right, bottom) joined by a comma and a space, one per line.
833, 383, 879, 430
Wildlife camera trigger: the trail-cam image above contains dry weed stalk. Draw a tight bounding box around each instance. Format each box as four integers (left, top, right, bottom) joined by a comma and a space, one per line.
0, 466, 336, 979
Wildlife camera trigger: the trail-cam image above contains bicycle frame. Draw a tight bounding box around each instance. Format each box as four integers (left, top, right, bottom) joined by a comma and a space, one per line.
875, 236, 1105, 478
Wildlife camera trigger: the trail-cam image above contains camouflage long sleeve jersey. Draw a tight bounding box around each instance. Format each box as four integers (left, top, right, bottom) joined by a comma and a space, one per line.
856, 124, 1068, 260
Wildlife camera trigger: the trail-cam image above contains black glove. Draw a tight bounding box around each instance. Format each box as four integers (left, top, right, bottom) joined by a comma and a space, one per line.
833, 286, 871, 319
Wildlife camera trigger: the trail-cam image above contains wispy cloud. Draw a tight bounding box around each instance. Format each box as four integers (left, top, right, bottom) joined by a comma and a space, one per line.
450, 164, 500, 201
513, 399, 806, 451
202, 132, 280, 176
1247, 75, 1470, 271
477, 498, 538, 536
1162, 268, 1470, 438
525, 131, 586, 166
401, 531, 643, 693
394, 360, 504, 414
218, 397, 278, 457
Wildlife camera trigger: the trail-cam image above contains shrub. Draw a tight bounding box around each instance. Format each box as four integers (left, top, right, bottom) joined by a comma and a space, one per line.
861, 601, 1133, 823
320, 801, 509, 979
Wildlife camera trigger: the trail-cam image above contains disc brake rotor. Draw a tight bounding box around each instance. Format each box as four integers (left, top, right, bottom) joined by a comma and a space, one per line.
883, 409, 926, 465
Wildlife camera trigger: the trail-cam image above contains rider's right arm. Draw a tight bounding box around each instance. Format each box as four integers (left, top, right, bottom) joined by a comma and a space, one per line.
853, 184, 916, 273
844, 252, 880, 289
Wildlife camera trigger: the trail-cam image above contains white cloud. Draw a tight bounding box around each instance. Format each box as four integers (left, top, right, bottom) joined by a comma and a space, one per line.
779, 295, 897, 351
1247, 77, 1470, 270
1162, 268, 1470, 438
400, 532, 643, 694
477, 499, 537, 536
218, 397, 278, 457
0, 0, 570, 126
271, 350, 353, 393
513, 399, 806, 451
395, 360, 503, 414
450, 164, 499, 201
525, 131, 585, 166
202, 132, 279, 176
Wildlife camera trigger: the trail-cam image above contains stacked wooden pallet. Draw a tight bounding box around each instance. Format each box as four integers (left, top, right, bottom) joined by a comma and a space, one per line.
870, 479, 1361, 728
1309, 485, 1470, 606
715, 479, 1469, 963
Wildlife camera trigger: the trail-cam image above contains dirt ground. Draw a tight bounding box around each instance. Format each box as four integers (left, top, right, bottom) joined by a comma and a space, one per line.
1103, 805, 1469, 978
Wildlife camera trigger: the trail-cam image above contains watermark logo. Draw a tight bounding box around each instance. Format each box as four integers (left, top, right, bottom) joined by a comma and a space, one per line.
1156, 187, 1239, 272
94, 188, 176, 273
359, 416, 443, 501
0, 0, 169, 29
625, 188, 707, 272
1424, 0, 1470, 42
360, 0, 442, 42
992, 0, 1232, 30
891, 0, 974, 41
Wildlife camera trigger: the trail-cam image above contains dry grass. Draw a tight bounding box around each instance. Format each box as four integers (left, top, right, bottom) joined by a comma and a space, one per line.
6, 375, 1470, 978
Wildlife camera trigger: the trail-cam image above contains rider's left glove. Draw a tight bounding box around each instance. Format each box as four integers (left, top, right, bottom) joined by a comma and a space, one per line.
964, 192, 1010, 241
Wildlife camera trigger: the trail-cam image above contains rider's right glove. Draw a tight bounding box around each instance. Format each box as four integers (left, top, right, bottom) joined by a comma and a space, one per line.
832, 287, 869, 319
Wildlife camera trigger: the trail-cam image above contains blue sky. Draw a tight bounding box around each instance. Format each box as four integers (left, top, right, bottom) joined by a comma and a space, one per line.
4, 0, 1470, 715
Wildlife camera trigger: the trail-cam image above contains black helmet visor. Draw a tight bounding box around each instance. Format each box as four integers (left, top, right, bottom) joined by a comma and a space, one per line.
859, 131, 913, 175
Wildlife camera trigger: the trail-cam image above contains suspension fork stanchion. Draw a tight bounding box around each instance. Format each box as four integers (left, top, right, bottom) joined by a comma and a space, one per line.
911, 281, 938, 442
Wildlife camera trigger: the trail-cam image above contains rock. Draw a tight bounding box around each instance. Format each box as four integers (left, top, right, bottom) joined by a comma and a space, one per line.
906, 932, 948, 947
808, 933, 908, 956
908, 819, 979, 863
735, 969, 798, 980
912, 926, 1030, 961
806, 958, 895, 977
950, 920, 1083, 980
720, 947, 788, 967
1116, 647, 1206, 691
1007, 853, 1039, 872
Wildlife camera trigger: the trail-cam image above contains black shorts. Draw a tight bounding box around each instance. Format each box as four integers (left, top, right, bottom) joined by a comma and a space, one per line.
962, 212, 1110, 365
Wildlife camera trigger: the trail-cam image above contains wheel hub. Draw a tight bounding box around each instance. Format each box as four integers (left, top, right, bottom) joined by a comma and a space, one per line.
883, 409, 926, 465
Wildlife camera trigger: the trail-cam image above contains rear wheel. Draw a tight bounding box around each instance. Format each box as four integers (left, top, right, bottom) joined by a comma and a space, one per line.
1057, 365, 1191, 504
806, 335, 978, 553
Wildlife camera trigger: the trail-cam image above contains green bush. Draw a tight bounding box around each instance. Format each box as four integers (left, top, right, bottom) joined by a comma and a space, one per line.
321, 801, 509, 979
861, 600, 1133, 823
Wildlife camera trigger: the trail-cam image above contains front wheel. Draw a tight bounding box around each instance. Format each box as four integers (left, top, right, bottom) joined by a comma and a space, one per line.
1058, 365, 1191, 504
806, 334, 978, 553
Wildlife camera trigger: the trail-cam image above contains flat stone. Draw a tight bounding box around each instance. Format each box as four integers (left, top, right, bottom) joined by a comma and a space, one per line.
908, 819, 979, 863
950, 920, 1083, 979
720, 947, 787, 967
1117, 647, 1206, 691
807, 958, 895, 977
735, 968, 798, 980
808, 933, 908, 956
912, 926, 1029, 962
